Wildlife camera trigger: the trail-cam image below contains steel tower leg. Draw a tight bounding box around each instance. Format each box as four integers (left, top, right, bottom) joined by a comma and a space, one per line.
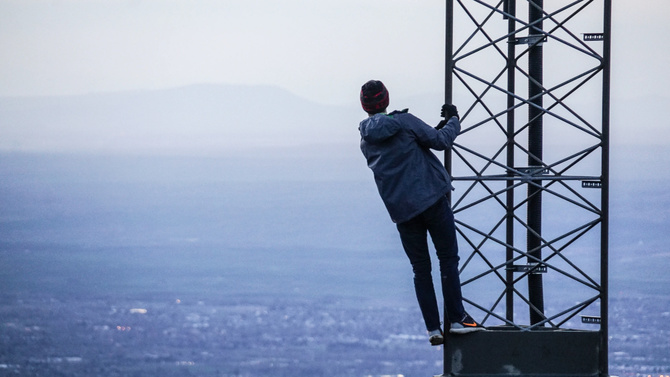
505, 0, 517, 324
445, 0, 455, 188
600, 1, 612, 375
527, 0, 545, 326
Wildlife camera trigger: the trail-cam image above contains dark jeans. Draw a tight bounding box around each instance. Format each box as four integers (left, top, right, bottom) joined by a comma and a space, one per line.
396, 195, 465, 331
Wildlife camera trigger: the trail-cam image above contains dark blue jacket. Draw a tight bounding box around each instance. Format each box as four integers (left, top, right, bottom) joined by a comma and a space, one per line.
359, 110, 460, 223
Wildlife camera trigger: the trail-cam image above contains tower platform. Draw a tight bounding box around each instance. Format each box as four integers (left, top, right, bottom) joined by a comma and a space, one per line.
440, 327, 602, 377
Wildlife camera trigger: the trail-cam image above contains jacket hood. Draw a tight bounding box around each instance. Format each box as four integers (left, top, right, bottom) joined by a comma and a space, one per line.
359, 113, 401, 143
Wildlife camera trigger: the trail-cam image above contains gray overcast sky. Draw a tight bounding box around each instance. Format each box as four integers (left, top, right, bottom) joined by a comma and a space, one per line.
0, 0, 445, 104
0, 0, 669, 106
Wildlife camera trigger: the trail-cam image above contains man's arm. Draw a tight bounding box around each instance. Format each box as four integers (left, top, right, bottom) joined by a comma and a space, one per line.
405, 112, 461, 151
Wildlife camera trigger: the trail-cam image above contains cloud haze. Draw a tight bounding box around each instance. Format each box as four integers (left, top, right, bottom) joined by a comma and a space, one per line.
2, 1, 666, 106
0, 0, 446, 104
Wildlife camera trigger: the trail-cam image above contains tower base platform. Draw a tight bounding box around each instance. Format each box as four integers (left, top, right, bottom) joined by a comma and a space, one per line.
439, 326, 603, 377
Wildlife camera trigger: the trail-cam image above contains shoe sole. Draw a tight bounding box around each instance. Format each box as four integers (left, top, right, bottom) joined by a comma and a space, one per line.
429, 336, 444, 345
449, 327, 486, 334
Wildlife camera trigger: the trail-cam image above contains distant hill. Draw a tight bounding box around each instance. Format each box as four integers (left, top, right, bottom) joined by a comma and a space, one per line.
0, 84, 362, 155
1, 85, 667, 181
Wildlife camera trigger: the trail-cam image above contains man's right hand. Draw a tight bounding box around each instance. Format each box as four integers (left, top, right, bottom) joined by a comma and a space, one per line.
441, 104, 459, 120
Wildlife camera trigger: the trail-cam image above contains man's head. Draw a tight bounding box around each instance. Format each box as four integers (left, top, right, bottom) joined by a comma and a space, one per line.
360, 80, 389, 115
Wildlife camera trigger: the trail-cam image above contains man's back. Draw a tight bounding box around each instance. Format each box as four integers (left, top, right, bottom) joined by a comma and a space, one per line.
359, 110, 460, 223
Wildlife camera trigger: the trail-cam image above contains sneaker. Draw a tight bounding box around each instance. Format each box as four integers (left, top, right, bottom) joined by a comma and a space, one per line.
428, 329, 444, 345
449, 313, 485, 334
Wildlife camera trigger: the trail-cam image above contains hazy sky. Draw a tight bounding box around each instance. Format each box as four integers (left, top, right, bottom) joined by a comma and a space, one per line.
1, 0, 669, 106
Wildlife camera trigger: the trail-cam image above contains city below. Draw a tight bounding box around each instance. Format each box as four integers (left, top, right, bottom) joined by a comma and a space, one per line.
0, 292, 667, 377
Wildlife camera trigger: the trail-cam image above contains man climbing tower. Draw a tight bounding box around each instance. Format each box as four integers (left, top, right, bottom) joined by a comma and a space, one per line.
358, 80, 484, 345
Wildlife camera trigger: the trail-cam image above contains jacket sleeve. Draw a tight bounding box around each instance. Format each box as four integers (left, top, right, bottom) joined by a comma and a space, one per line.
405, 114, 461, 151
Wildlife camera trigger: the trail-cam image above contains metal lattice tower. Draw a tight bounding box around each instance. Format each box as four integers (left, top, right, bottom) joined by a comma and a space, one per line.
443, 0, 610, 376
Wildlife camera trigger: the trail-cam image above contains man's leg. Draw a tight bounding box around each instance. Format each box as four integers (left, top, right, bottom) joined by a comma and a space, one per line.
425, 196, 465, 323
396, 217, 441, 332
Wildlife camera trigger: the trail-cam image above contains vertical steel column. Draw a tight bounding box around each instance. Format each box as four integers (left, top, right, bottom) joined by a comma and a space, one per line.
505, 0, 517, 323
443, 0, 455, 356
445, 0, 455, 189
600, 1, 612, 375
527, 0, 545, 326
